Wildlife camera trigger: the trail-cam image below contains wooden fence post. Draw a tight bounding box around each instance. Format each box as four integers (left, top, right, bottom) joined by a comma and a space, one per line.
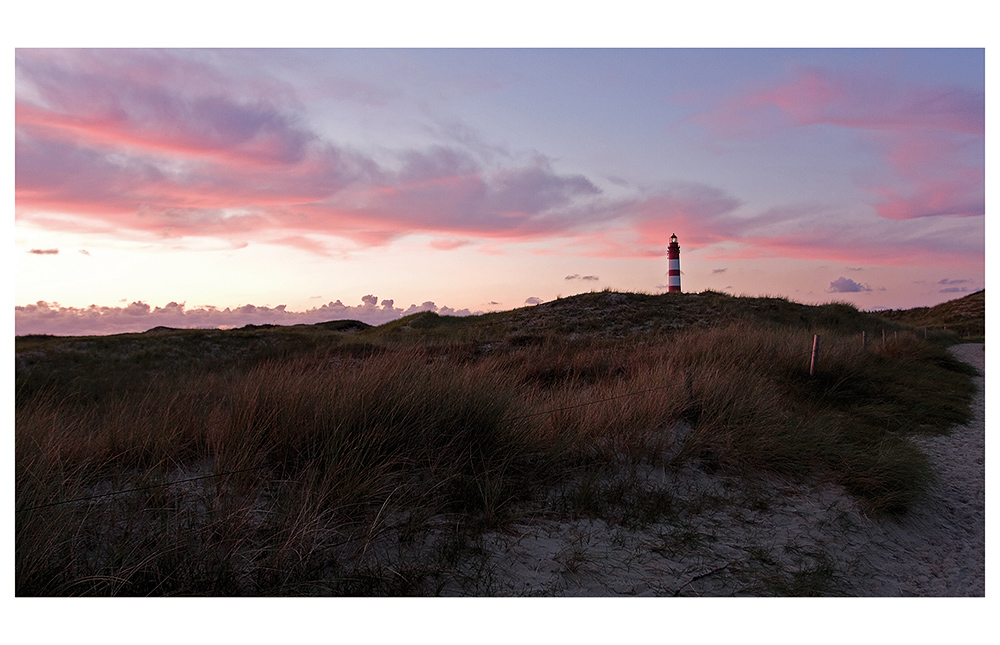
862, 330, 867, 350
810, 334, 820, 377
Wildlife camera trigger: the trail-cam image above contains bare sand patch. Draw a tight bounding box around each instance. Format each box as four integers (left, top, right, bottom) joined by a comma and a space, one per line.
412, 343, 986, 596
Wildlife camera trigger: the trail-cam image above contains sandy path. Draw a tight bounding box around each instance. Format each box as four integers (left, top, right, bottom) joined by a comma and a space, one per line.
852, 342, 985, 595
427, 343, 985, 596
828, 344, 986, 596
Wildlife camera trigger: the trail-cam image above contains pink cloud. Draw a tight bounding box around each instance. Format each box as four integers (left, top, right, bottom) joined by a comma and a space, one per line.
16, 49, 311, 167
709, 221, 983, 269
566, 188, 982, 268
868, 132, 984, 220
429, 238, 471, 250
628, 183, 744, 249
694, 68, 984, 137
268, 235, 332, 255
15, 100, 313, 169
872, 181, 984, 220
760, 69, 983, 134
314, 158, 603, 241
16, 129, 365, 223
689, 68, 984, 222
16, 50, 607, 248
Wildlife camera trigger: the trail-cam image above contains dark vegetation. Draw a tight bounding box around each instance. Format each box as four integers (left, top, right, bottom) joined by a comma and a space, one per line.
875, 288, 984, 340
15, 289, 981, 595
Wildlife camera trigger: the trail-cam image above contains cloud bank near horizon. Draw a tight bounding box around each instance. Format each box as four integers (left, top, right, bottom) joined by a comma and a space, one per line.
15, 296, 479, 337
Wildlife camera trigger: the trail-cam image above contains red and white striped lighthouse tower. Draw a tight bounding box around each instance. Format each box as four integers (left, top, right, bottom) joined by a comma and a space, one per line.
667, 233, 681, 292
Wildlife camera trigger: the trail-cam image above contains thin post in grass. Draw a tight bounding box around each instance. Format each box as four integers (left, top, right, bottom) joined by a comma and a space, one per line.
862, 330, 867, 350
809, 334, 820, 377
882, 329, 886, 345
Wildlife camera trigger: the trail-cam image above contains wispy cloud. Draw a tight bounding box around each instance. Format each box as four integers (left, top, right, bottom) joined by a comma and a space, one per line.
28, 248, 58, 255
691, 67, 983, 139
609, 192, 982, 267
15, 50, 316, 166
565, 274, 599, 281
429, 238, 471, 250
269, 235, 332, 255
689, 67, 984, 222
936, 278, 976, 294
15, 51, 614, 251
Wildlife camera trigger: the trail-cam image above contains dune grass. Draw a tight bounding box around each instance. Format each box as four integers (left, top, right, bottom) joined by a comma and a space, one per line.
15, 293, 978, 595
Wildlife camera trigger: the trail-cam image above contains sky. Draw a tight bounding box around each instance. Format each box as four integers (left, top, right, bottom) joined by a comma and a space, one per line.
12, 39, 987, 336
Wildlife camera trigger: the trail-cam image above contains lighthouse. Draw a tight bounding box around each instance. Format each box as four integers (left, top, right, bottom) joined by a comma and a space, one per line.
667, 233, 681, 292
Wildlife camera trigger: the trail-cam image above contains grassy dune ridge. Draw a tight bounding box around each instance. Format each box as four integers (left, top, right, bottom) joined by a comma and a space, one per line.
875, 289, 984, 339
15, 290, 980, 595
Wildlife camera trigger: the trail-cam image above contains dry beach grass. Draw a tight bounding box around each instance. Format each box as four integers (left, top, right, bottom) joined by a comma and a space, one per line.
423, 342, 985, 596
14, 290, 983, 595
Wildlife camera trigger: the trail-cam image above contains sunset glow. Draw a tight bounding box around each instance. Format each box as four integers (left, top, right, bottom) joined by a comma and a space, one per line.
14, 47, 985, 336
